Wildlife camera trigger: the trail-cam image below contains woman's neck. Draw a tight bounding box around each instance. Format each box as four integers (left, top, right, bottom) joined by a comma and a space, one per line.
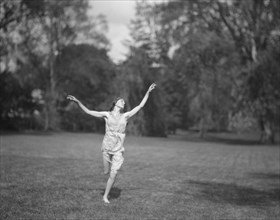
112, 107, 121, 115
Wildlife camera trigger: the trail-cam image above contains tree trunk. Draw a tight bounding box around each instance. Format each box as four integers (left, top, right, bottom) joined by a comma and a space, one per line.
199, 117, 206, 138
45, 22, 59, 131
43, 97, 58, 131
259, 117, 275, 144
43, 81, 59, 131
44, 106, 49, 131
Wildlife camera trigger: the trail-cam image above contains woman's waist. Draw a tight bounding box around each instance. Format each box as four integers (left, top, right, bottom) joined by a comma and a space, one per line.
105, 130, 125, 135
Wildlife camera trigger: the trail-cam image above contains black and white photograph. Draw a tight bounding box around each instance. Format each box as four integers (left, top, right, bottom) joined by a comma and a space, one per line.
1, 0, 279, 219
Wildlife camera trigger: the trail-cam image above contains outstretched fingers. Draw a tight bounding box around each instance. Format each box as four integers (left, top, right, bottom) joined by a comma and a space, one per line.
149, 83, 157, 92
67, 95, 77, 102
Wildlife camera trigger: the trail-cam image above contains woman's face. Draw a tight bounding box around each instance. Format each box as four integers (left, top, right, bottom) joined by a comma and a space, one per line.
115, 99, 125, 109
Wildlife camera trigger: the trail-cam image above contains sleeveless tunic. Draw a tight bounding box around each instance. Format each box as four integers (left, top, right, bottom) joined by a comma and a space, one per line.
102, 112, 127, 154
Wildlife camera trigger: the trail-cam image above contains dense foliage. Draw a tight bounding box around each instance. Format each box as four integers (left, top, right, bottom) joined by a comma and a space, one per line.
122, 0, 280, 141
1, 0, 279, 142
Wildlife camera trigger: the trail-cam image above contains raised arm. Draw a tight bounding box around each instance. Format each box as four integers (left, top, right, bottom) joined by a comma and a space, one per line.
67, 95, 108, 118
124, 83, 156, 119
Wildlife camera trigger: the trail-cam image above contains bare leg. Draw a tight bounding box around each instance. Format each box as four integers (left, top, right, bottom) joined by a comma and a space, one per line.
103, 172, 117, 203
103, 152, 111, 175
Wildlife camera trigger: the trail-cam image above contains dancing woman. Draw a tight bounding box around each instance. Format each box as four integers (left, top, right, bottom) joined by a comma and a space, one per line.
67, 83, 156, 203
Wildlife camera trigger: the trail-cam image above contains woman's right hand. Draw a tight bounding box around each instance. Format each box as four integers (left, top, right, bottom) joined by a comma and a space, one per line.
67, 95, 79, 103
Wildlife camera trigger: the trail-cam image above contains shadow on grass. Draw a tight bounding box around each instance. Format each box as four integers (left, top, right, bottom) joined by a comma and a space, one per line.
249, 172, 280, 181
187, 179, 280, 207
202, 136, 261, 146
248, 172, 280, 189
172, 131, 280, 146
100, 187, 122, 200
0, 130, 55, 136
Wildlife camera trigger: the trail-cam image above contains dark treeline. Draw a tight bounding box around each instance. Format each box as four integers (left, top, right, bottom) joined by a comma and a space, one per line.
1, 0, 279, 143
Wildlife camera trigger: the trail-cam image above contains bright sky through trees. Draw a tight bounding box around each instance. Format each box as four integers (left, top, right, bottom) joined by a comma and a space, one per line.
89, 0, 136, 63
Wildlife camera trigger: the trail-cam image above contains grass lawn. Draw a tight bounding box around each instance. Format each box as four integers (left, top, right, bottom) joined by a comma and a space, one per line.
0, 132, 279, 219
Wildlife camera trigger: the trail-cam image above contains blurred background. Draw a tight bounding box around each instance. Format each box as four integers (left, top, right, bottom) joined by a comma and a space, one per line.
1, 0, 279, 143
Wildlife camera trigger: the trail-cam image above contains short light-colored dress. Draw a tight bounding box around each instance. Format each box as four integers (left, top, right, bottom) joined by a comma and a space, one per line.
102, 112, 127, 173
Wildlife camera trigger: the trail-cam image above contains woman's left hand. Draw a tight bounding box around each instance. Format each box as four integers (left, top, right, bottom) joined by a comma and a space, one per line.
148, 83, 156, 92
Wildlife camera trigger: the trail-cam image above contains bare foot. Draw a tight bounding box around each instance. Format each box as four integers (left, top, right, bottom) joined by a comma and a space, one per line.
103, 196, 110, 204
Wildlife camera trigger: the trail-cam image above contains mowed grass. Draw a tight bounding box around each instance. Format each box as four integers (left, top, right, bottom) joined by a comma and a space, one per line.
0, 132, 279, 220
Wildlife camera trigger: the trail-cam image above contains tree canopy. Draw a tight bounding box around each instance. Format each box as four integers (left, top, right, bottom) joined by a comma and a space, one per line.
1, 0, 279, 142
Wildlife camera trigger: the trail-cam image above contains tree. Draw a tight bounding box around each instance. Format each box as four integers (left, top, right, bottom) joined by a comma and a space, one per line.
18, 0, 109, 130
0, 71, 40, 130
0, 0, 28, 74
131, 1, 238, 136
0, 0, 39, 130
246, 41, 280, 143
1, 0, 110, 131
55, 44, 116, 132
117, 46, 166, 137
130, 0, 280, 142
216, 0, 280, 143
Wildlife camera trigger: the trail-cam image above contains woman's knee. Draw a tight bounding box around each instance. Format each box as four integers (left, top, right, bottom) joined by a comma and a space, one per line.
110, 171, 117, 179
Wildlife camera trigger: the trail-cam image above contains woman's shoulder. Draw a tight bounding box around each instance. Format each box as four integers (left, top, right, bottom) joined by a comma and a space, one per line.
101, 111, 110, 118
